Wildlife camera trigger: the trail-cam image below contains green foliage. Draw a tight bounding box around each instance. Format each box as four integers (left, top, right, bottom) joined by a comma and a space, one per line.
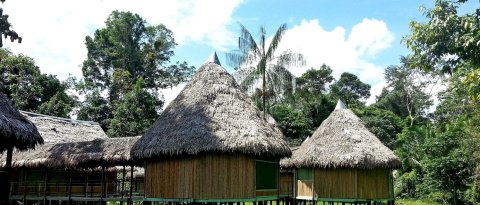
0, 5, 22, 47
108, 78, 160, 137
227, 23, 305, 118
270, 103, 311, 145
375, 62, 433, 126
354, 107, 404, 149
0, 49, 76, 117
296, 64, 334, 94
330, 72, 371, 107
77, 91, 112, 130
78, 11, 194, 135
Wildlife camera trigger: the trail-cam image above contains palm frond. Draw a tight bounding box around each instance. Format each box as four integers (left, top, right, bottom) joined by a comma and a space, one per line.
240, 69, 261, 92
266, 23, 287, 61
274, 49, 306, 68
239, 24, 260, 56
259, 26, 266, 55
225, 50, 246, 69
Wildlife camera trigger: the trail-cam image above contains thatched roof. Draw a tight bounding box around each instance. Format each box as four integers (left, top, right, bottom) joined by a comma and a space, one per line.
132, 62, 291, 160
281, 100, 401, 169
21, 111, 108, 143
1, 136, 140, 169
0, 93, 43, 152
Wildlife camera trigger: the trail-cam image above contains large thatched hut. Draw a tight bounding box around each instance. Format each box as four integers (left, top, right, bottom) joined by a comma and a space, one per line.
131, 53, 291, 203
0, 93, 43, 203
281, 100, 401, 204
0, 112, 143, 204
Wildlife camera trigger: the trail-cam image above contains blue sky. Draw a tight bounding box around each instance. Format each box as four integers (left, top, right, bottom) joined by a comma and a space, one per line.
3, 0, 478, 105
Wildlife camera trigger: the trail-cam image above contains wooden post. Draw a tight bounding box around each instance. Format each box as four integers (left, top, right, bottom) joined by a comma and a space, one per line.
129, 165, 134, 205
23, 168, 27, 205
85, 172, 89, 197
120, 165, 126, 205
68, 169, 73, 205
101, 166, 105, 203
43, 168, 48, 205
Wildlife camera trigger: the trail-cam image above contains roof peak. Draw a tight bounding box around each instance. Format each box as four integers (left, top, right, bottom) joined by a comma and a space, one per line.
204, 51, 221, 66
334, 99, 346, 110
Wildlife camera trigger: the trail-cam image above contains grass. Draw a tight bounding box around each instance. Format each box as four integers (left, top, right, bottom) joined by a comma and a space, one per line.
396, 199, 440, 205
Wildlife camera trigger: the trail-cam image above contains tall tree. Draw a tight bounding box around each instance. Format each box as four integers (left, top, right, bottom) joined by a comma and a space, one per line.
296, 64, 334, 95
330, 72, 371, 107
0, 1, 22, 47
108, 78, 160, 137
0, 49, 76, 117
403, 0, 480, 100
375, 61, 434, 126
78, 11, 194, 135
227, 23, 305, 118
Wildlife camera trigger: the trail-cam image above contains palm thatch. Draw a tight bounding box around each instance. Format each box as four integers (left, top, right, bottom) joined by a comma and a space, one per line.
281, 101, 401, 169
21, 111, 108, 143
0, 93, 43, 152
1, 136, 140, 169
132, 62, 291, 160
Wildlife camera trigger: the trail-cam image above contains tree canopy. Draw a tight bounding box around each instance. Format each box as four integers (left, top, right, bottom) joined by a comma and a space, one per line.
77, 11, 195, 136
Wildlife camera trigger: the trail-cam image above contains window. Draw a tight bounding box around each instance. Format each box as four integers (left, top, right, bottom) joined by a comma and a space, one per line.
297, 168, 313, 180
256, 160, 278, 190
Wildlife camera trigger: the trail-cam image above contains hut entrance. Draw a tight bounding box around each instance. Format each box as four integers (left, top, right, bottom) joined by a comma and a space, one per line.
296, 168, 314, 199
255, 160, 279, 199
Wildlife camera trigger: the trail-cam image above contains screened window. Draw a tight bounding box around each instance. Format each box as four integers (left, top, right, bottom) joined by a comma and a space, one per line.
256, 160, 278, 190
297, 168, 313, 180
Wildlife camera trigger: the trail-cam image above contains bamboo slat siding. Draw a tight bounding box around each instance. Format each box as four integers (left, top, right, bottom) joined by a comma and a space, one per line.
279, 173, 293, 196
312, 168, 391, 199
145, 154, 256, 200
296, 180, 313, 197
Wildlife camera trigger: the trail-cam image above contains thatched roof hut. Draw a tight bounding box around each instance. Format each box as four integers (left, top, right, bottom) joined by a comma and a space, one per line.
280, 100, 400, 203
0, 93, 43, 152
0, 111, 110, 168
132, 55, 291, 202
2, 136, 140, 169
132, 61, 291, 160
281, 100, 401, 169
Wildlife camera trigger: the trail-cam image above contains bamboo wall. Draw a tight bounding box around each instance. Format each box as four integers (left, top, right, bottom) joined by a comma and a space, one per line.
311, 168, 392, 200
145, 154, 256, 200
279, 172, 293, 196
296, 180, 314, 198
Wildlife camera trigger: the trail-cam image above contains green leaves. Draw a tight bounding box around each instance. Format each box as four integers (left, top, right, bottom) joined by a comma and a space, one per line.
330, 72, 371, 107
0, 49, 76, 117
78, 11, 194, 136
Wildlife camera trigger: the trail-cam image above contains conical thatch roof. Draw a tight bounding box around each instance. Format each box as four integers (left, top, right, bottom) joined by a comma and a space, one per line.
281, 101, 401, 169
1, 136, 140, 169
132, 62, 291, 160
0, 93, 43, 152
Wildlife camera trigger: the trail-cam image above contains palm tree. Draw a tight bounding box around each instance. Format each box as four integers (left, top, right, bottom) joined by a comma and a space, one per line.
227, 23, 305, 118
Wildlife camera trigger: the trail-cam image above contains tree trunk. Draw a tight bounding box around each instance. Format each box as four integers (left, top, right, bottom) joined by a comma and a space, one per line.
262, 67, 266, 119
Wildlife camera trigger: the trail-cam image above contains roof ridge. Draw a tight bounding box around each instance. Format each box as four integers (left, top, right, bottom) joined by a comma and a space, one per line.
20, 110, 99, 126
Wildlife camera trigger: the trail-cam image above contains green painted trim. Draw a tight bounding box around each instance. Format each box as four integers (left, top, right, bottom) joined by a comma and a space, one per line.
256, 189, 279, 192
256, 159, 278, 164
144, 198, 194, 202
144, 196, 282, 203
194, 198, 256, 203
316, 198, 395, 202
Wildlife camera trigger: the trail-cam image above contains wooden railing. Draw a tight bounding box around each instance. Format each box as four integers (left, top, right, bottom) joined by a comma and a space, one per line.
9, 179, 144, 198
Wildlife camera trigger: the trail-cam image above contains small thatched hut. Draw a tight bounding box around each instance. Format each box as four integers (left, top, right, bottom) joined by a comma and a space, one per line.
0, 93, 43, 203
131, 53, 291, 203
281, 100, 401, 204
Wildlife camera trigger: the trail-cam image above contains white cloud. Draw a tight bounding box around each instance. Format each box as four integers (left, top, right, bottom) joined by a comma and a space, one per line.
2, 0, 243, 80
160, 83, 186, 108
275, 18, 394, 104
